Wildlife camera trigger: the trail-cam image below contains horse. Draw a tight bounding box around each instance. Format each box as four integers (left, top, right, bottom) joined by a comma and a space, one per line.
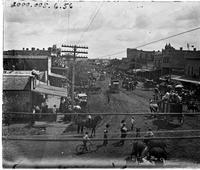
131, 140, 168, 164
131, 141, 147, 163
75, 115, 102, 137
144, 139, 167, 154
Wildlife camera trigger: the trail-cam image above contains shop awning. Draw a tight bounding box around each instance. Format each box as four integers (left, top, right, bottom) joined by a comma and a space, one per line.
48, 72, 71, 84
32, 84, 68, 97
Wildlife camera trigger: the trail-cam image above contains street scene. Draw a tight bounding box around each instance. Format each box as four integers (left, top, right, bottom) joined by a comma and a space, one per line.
2, 0, 200, 168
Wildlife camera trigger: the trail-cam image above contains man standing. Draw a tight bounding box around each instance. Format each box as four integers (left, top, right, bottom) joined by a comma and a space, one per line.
130, 116, 135, 131
106, 90, 110, 104
52, 105, 57, 114
120, 123, 128, 146
103, 124, 110, 146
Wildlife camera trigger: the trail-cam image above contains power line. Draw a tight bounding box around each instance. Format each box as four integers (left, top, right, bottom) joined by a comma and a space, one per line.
5, 129, 199, 136
77, 1, 104, 44
98, 26, 200, 58
3, 111, 200, 115
3, 135, 200, 142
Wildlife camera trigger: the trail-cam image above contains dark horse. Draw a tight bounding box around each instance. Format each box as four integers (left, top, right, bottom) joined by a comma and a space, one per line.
75, 115, 102, 137
131, 141, 147, 162
131, 140, 167, 164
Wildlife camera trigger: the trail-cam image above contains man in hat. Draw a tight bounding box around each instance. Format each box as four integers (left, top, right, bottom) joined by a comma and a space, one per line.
130, 116, 136, 131
120, 123, 128, 145
103, 124, 110, 146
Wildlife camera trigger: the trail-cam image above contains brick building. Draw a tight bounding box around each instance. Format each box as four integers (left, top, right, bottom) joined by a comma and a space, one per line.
185, 52, 200, 79
160, 44, 200, 76
127, 48, 155, 69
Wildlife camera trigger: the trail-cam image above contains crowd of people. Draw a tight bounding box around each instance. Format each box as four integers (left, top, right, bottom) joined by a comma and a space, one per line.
81, 115, 155, 151
52, 56, 66, 68
122, 77, 138, 91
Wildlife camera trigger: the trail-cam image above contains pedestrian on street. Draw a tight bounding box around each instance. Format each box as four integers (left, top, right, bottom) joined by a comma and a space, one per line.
107, 94, 110, 104
103, 124, 110, 146
53, 105, 57, 114
120, 120, 125, 128
120, 123, 128, 145
106, 90, 110, 104
30, 106, 36, 126
130, 116, 135, 131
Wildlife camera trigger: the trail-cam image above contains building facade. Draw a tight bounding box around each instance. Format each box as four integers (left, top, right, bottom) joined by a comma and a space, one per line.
185, 54, 200, 79
127, 48, 155, 69
3, 72, 43, 112
161, 44, 200, 76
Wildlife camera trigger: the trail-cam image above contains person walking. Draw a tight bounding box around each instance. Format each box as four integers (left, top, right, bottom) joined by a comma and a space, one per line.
103, 124, 110, 146
30, 106, 36, 126
130, 116, 135, 131
120, 123, 128, 146
53, 105, 57, 121
52, 105, 57, 114
106, 90, 110, 104
120, 120, 125, 128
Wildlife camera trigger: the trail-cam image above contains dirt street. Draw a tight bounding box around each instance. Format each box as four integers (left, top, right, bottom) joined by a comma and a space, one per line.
3, 76, 200, 168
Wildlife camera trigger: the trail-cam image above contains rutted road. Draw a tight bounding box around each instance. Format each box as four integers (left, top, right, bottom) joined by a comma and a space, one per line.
3, 77, 200, 168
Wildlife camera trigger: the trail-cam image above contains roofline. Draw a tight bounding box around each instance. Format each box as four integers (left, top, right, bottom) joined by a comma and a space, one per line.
3, 55, 49, 59
3, 74, 34, 77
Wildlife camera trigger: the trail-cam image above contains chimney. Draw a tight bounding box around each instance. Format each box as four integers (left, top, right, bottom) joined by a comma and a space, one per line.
32, 47, 35, 51
193, 48, 196, 51
180, 47, 183, 51
26, 48, 29, 51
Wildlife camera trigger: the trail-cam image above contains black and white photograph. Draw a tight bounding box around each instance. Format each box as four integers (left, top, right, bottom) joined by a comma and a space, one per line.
2, 0, 200, 168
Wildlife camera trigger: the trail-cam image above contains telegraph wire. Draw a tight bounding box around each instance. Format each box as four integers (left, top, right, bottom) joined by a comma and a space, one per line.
77, 1, 104, 44
4, 111, 200, 115
98, 26, 200, 58
3, 135, 200, 142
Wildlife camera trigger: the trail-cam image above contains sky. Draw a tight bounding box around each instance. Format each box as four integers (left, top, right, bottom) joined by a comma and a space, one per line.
3, 0, 200, 59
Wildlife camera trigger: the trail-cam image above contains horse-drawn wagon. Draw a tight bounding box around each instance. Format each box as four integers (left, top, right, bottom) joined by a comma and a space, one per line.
109, 78, 120, 93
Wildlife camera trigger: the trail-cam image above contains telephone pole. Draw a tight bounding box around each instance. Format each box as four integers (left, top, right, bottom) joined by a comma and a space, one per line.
61, 45, 88, 109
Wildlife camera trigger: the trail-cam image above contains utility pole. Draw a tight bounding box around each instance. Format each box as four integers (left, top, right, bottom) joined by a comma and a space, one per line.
61, 45, 88, 110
